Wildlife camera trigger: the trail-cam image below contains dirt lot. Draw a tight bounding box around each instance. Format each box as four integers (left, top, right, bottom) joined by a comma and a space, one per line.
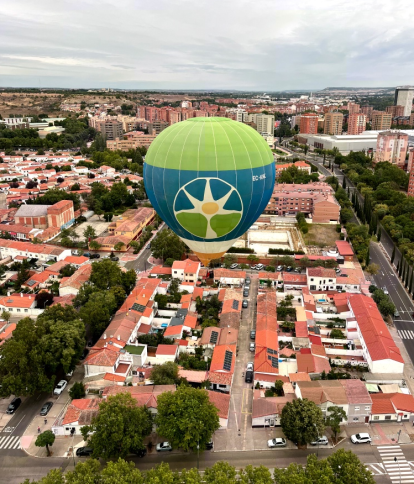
303, 224, 340, 249
0, 92, 64, 117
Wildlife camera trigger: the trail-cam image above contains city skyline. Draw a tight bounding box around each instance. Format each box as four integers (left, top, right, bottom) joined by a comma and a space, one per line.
1, 0, 414, 90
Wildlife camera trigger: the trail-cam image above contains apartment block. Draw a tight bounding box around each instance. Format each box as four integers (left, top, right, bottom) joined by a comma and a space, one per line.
323, 112, 343, 135
372, 112, 392, 131
299, 113, 319, 134
264, 182, 340, 223
361, 105, 373, 120
374, 130, 409, 167
347, 102, 361, 115
394, 86, 414, 117
96, 119, 123, 140
107, 135, 156, 151
347, 113, 366, 135
386, 105, 405, 118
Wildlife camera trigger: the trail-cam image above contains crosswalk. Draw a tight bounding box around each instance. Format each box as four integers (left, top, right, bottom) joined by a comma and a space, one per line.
378, 445, 414, 483
398, 329, 414, 339
0, 435, 21, 450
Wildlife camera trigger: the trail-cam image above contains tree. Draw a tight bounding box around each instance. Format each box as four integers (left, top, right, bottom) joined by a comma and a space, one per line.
329, 329, 345, 339
1, 310, 11, 323
79, 290, 116, 337
156, 385, 220, 451
223, 253, 237, 268
281, 398, 325, 446
35, 430, 55, 456
89, 259, 122, 290
365, 263, 380, 275
69, 382, 86, 400
378, 298, 396, 317
81, 393, 152, 459
325, 406, 347, 442
164, 257, 174, 267
114, 242, 125, 251
83, 225, 96, 243
151, 229, 186, 261
247, 254, 259, 264
391, 244, 396, 264
327, 448, 375, 484
150, 361, 180, 385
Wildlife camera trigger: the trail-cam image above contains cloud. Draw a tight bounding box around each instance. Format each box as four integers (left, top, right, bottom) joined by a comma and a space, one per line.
0, 0, 414, 89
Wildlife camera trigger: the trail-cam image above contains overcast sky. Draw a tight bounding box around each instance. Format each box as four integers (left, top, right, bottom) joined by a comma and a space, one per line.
1, 0, 413, 91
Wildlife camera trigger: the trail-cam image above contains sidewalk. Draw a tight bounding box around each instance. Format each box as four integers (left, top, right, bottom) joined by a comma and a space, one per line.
21, 365, 87, 458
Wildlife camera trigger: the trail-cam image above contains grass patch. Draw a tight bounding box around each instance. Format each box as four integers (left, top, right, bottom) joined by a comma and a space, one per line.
303, 224, 340, 248
124, 345, 145, 355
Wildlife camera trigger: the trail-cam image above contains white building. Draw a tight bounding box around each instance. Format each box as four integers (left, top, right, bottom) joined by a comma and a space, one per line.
171, 259, 200, 283
395, 86, 414, 117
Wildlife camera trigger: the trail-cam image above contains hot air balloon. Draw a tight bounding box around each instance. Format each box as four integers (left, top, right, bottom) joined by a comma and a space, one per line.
143, 117, 275, 266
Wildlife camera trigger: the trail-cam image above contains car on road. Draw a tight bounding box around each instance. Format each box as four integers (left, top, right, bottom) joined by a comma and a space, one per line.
256, 263, 264, 270
243, 289, 249, 297
6, 397, 21, 414
76, 447, 93, 457
249, 342, 255, 352
286, 266, 293, 272
110, 256, 119, 261
230, 263, 239, 269
350, 433, 371, 444
146, 244, 151, 250
156, 442, 172, 452
382, 286, 389, 295
335, 268, 341, 274
135, 448, 147, 457
245, 370, 253, 383
242, 300, 248, 308
394, 310, 400, 318
245, 277, 251, 285
311, 436, 329, 446
40, 402, 53, 416
267, 438, 286, 448
206, 441, 213, 450
250, 330, 256, 340
83, 252, 90, 258
90, 253, 100, 259
53, 380, 68, 395
246, 362, 253, 371
277, 265, 283, 271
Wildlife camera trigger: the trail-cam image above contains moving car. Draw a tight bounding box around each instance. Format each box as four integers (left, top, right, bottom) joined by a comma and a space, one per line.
76, 447, 93, 457
53, 380, 68, 395
249, 342, 255, 352
242, 300, 248, 308
394, 310, 400, 318
250, 330, 256, 340
350, 433, 371, 444
311, 436, 329, 446
267, 438, 287, 448
156, 442, 172, 452
40, 402, 53, 416
6, 397, 21, 414
382, 286, 389, 295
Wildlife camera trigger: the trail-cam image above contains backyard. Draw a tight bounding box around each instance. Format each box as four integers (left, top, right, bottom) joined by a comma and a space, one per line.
303, 224, 340, 248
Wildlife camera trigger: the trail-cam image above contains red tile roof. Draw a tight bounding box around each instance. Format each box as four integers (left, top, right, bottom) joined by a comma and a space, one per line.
210, 344, 236, 374
336, 240, 354, 256
349, 295, 404, 364
390, 393, 414, 413
371, 393, 396, 414
295, 321, 308, 338
207, 390, 230, 419
155, 344, 178, 356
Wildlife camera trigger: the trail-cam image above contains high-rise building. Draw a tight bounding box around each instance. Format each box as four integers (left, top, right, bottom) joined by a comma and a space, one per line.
374, 130, 408, 167
235, 109, 248, 123
386, 105, 405, 118
372, 112, 392, 131
347, 113, 366, 135
394, 86, 414, 116
361, 105, 373, 120
96, 119, 123, 140
248, 114, 275, 135
299, 113, 319, 134
324, 112, 343, 135
347, 102, 361, 115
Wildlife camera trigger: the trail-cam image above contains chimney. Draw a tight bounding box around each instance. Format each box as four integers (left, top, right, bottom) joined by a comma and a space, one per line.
20, 293, 23, 297
7, 291, 10, 297
104, 333, 107, 339
117, 335, 120, 341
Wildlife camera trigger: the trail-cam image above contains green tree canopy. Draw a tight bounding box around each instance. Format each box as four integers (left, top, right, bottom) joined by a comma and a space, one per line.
156, 385, 220, 451
151, 229, 186, 261
81, 392, 152, 459
325, 406, 347, 442
281, 398, 325, 446
150, 361, 180, 385
35, 430, 55, 456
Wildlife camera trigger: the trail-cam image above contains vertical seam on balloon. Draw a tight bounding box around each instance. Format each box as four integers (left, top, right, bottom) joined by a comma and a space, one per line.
218, 121, 238, 243
197, 121, 205, 254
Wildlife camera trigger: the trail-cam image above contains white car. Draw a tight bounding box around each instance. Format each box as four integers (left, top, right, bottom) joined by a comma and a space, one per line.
351, 433, 371, 444
53, 380, 68, 395
267, 438, 286, 448
311, 436, 329, 446
156, 441, 172, 452
230, 263, 239, 269
246, 362, 254, 371
382, 286, 389, 295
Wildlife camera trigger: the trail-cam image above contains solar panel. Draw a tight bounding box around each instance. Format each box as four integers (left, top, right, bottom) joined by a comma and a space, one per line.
131, 303, 146, 313
271, 357, 279, 368
27, 280, 36, 286
223, 350, 233, 371
232, 300, 239, 310
267, 348, 274, 355
210, 331, 219, 344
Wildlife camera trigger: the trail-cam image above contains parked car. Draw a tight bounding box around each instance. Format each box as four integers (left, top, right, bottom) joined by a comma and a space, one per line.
350, 433, 371, 444
53, 380, 68, 395
246, 362, 254, 371
66, 369, 74, 378
335, 268, 341, 274
243, 290, 249, 297
110, 256, 119, 261
382, 286, 389, 295
267, 438, 286, 448
277, 265, 283, 271
256, 263, 264, 270
230, 263, 239, 269
250, 330, 256, 340
311, 436, 329, 446
206, 441, 214, 450
6, 397, 21, 414
83, 252, 91, 258
249, 342, 255, 352
245, 370, 253, 383
135, 448, 147, 457
250, 264, 258, 270
40, 402, 53, 416
245, 277, 251, 285
242, 300, 248, 308
294, 267, 301, 273
76, 447, 93, 457
286, 266, 293, 272
146, 244, 151, 250
90, 253, 100, 259
156, 442, 172, 452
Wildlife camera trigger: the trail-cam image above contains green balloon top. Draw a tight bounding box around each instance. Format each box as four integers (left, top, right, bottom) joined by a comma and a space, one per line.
144, 117, 274, 171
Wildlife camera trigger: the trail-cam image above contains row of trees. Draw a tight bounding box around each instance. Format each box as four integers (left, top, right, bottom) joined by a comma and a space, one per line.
24, 451, 374, 484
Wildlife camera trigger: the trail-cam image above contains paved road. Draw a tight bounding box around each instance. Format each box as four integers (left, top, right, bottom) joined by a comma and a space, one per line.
124, 224, 167, 272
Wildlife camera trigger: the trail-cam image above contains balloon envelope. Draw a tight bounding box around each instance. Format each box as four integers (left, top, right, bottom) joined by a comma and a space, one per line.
143, 117, 275, 265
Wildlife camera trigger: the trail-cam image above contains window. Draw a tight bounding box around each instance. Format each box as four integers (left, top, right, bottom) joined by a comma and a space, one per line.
354, 407, 360, 411
365, 406, 370, 411
385, 415, 391, 420
17, 309, 20, 312
24, 309, 28, 312
373, 416, 379, 420
353, 417, 359, 421
404, 414, 408, 419
310, 278, 314, 282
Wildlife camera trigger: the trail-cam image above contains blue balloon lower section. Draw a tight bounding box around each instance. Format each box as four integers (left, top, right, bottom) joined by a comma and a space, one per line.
144, 163, 275, 242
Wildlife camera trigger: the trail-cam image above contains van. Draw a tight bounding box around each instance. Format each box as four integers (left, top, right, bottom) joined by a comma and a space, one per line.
245, 370, 253, 383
